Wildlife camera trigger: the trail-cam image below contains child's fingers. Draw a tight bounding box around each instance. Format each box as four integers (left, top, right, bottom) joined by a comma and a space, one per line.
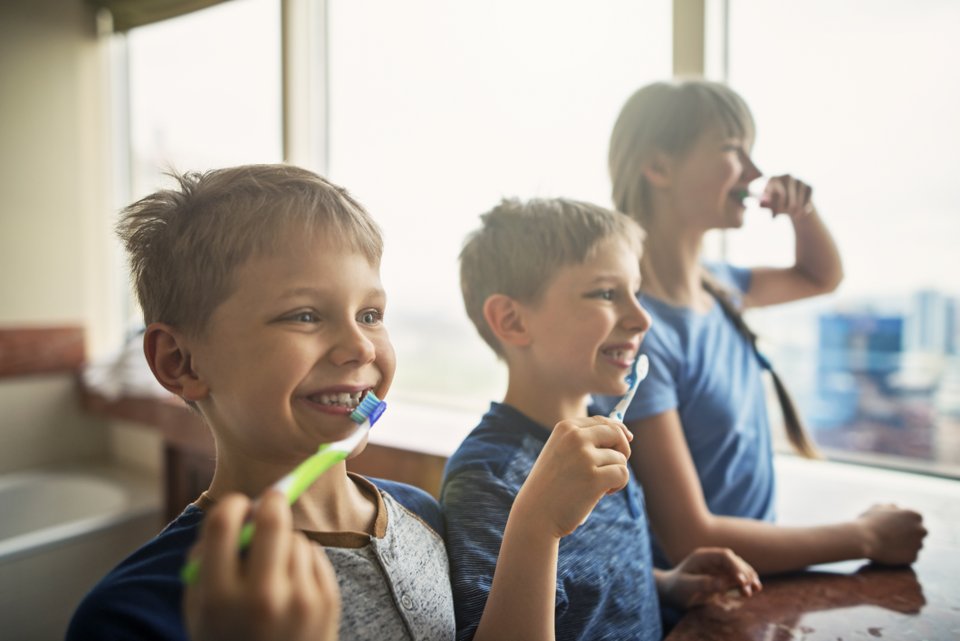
308, 542, 342, 632
286, 534, 324, 625
799, 182, 813, 211
762, 177, 786, 212
292, 538, 341, 640
290, 534, 338, 601
725, 550, 761, 595
787, 179, 811, 216
582, 419, 633, 459
590, 445, 629, 467
586, 414, 634, 441
715, 549, 762, 596
246, 490, 293, 584
197, 493, 253, 587
739, 561, 761, 595
765, 174, 813, 217
594, 462, 630, 493
310, 542, 341, 602
785, 178, 801, 212
289, 533, 315, 589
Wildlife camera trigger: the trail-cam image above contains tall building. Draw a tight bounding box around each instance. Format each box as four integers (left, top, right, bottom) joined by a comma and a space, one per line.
907, 290, 955, 354
811, 312, 904, 430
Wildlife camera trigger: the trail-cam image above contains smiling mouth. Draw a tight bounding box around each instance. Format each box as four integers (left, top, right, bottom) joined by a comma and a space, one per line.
307, 389, 369, 410
602, 348, 635, 363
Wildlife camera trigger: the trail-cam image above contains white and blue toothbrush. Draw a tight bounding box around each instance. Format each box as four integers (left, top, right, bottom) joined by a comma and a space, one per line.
608, 354, 649, 421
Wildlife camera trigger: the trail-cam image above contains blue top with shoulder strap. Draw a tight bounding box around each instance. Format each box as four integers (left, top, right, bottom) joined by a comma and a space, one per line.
591, 263, 776, 568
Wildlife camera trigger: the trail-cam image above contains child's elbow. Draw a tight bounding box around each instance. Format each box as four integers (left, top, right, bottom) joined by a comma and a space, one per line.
657, 528, 708, 567
801, 263, 844, 296
654, 513, 717, 566
824, 265, 844, 293
660, 540, 697, 567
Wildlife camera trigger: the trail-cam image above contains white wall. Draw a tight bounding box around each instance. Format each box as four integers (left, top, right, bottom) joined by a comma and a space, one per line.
0, 0, 122, 473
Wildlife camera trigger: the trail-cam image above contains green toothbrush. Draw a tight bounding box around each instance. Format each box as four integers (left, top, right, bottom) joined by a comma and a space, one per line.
181, 391, 387, 584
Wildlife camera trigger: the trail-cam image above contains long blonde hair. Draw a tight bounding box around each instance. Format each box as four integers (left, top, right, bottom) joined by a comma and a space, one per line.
610, 80, 819, 458
609, 79, 755, 227
701, 274, 820, 459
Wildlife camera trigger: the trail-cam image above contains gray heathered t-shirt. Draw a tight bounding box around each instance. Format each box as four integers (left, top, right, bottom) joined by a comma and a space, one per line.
305, 476, 455, 641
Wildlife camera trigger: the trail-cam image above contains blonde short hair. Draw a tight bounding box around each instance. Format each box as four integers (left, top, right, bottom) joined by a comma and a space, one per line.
460, 197, 645, 357
117, 164, 382, 336
609, 79, 755, 225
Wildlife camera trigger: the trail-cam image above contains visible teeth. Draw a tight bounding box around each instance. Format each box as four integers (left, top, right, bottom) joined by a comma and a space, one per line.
313, 391, 363, 407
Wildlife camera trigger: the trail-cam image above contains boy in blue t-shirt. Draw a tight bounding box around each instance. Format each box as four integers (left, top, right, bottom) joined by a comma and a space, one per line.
67, 165, 455, 641
443, 198, 762, 641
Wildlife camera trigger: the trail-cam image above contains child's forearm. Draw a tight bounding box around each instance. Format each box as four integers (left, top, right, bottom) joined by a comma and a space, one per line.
662, 515, 868, 575
472, 512, 559, 641
791, 208, 843, 293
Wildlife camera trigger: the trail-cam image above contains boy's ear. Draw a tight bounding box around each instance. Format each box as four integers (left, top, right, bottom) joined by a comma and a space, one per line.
482, 294, 532, 348
641, 150, 673, 188
143, 323, 209, 402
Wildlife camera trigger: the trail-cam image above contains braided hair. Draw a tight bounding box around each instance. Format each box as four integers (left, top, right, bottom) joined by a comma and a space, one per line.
701, 272, 820, 459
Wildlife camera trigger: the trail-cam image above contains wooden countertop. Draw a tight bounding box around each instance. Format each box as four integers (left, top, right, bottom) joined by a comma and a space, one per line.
667, 553, 957, 640
667, 457, 960, 640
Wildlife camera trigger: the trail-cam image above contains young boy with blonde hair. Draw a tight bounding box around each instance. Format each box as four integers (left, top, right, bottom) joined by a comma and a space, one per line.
443, 198, 762, 641
67, 164, 455, 641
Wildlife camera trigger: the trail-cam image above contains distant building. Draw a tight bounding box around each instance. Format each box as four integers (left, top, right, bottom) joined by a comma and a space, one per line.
810, 313, 904, 430
818, 313, 903, 379
907, 290, 957, 355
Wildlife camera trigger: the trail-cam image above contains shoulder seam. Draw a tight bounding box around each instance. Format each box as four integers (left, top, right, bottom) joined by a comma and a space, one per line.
381, 490, 445, 542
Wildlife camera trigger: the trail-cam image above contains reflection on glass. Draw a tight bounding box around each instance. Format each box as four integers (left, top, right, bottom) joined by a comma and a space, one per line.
723, 0, 960, 474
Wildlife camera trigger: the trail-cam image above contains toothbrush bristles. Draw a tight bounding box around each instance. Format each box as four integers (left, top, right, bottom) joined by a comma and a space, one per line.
350, 391, 385, 424
625, 357, 638, 386
625, 354, 649, 389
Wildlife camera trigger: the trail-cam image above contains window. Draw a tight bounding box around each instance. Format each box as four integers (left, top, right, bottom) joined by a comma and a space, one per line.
716, 0, 960, 475
126, 0, 282, 199
118, 0, 282, 330
327, 0, 672, 411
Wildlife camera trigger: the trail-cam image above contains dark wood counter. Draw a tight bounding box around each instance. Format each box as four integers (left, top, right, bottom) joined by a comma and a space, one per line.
667, 457, 960, 640
667, 550, 958, 640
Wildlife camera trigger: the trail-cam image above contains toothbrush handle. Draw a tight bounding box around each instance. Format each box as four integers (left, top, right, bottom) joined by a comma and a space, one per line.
180, 445, 350, 584
273, 443, 346, 504
609, 383, 639, 422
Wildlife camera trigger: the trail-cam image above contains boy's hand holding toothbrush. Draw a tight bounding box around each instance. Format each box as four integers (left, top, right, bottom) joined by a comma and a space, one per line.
512, 352, 648, 538
514, 416, 634, 539
183, 491, 341, 641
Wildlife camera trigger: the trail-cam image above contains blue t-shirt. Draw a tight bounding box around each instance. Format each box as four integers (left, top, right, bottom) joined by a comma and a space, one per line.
592, 263, 776, 568
66, 477, 446, 641
441, 402, 662, 641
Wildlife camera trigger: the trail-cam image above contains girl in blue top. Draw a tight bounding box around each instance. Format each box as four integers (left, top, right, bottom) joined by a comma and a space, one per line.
597, 79, 927, 575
